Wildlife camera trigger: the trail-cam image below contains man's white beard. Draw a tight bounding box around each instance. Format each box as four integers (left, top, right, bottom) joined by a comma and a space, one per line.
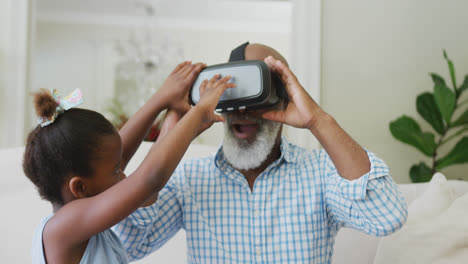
222, 115, 281, 170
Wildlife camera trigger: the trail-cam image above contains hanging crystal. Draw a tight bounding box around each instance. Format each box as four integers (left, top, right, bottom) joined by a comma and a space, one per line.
109, 0, 184, 126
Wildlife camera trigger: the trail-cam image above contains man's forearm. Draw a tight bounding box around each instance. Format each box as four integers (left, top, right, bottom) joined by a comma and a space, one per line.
308, 111, 370, 180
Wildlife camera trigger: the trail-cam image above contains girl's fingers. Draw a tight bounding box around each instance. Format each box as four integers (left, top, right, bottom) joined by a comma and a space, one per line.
208, 74, 221, 86
212, 82, 235, 99
176, 63, 191, 79
171, 61, 190, 74
184, 62, 204, 79
187, 63, 206, 82
210, 74, 221, 81
220, 82, 236, 93
200, 75, 235, 99
200, 80, 208, 95
208, 75, 232, 92
180, 63, 196, 78
215, 75, 232, 85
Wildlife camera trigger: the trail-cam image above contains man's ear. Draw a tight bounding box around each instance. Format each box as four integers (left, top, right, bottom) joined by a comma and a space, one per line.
69, 176, 88, 199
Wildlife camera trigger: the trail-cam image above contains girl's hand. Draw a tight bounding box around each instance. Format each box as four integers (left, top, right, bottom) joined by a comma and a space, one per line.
195, 74, 236, 130
158, 61, 206, 115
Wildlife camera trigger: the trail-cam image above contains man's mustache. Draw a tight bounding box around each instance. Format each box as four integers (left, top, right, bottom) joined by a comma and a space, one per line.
224, 113, 264, 124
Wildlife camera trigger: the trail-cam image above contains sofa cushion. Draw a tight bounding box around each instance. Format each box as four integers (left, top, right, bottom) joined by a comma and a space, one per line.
406, 173, 455, 225
373, 173, 468, 264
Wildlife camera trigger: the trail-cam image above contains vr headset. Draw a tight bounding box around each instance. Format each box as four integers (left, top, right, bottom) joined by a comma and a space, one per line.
189, 42, 288, 112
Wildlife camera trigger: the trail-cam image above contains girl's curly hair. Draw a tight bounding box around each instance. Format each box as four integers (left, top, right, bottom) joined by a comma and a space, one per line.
23, 89, 117, 205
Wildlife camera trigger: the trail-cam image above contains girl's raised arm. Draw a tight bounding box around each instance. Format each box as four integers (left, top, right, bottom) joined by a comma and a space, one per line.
118, 62, 206, 171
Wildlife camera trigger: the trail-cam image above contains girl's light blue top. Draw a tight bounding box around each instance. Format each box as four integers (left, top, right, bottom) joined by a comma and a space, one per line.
32, 214, 128, 263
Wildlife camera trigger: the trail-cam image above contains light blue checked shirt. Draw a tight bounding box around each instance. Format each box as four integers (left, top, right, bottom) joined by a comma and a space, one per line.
114, 138, 407, 263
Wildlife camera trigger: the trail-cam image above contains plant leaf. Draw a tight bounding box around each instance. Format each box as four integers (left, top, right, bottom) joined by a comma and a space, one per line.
458, 75, 468, 95
389, 116, 437, 156
409, 162, 433, 183
452, 109, 468, 127
443, 50, 457, 92
434, 83, 456, 124
436, 136, 468, 170
416, 92, 445, 134
430, 73, 447, 87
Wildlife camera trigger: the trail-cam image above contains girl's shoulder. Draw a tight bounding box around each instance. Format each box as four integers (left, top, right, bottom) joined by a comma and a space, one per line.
31, 214, 53, 264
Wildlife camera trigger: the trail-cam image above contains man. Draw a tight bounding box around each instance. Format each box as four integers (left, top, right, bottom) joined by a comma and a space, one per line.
114, 43, 407, 263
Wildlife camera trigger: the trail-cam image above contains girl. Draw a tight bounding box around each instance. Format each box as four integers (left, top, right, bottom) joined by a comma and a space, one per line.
23, 61, 235, 263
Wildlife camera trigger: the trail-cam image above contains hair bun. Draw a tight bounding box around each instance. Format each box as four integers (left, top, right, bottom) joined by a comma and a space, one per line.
34, 88, 58, 119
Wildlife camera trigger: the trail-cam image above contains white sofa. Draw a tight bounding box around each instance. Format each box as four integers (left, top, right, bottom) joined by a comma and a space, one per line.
2, 142, 467, 263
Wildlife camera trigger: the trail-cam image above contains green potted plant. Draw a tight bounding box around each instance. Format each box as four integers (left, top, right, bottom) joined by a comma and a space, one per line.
389, 50, 468, 182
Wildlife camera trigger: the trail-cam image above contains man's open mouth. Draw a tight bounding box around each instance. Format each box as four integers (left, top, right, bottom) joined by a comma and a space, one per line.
231, 120, 258, 139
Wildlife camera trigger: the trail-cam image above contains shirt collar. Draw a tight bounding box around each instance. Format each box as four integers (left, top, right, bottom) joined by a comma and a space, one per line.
279, 137, 296, 163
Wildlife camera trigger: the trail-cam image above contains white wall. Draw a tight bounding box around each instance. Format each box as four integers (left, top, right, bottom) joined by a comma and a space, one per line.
321, 0, 468, 183
0, 0, 33, 149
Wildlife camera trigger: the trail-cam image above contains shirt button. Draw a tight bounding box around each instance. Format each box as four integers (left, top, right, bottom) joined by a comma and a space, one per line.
256, 247, 261, 255
254, 210, 260, 217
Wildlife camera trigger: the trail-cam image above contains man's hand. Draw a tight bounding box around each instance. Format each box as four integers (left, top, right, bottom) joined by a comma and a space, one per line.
158, 61, 206, 115
263, 56, 371, 180
262, 56, 324, 130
